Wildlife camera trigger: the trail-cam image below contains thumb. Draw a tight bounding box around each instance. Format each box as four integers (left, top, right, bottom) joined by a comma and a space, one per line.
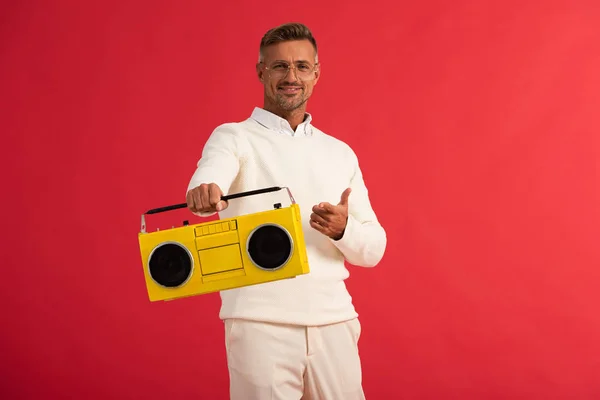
338, 187, 352, 206
216, 200, 228, 212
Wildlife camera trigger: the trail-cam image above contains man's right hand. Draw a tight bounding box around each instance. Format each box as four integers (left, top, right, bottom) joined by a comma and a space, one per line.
186, 183, 228, 213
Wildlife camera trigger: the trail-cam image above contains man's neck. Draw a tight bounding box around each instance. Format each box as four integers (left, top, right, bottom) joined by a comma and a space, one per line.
263, 105, 307, 132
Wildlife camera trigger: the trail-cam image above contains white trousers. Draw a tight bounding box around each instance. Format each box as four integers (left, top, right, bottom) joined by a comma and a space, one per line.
224, 318, 366, 400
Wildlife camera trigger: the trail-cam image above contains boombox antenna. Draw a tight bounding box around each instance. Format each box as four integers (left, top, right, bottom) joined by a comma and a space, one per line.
140, 186, 296, 233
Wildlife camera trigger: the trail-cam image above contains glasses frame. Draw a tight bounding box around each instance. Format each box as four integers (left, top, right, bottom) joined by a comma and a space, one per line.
260, 61, 320, 82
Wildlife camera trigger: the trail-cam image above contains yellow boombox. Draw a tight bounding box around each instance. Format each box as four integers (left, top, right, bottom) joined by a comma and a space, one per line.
138, 186, 310, 302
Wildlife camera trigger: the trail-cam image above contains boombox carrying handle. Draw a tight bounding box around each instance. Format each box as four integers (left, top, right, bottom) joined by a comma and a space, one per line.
140, 186, 296, 233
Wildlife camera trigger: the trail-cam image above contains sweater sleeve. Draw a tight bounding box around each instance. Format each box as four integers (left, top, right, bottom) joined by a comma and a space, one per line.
186, 124, 242, 217
330, 149, 387, 267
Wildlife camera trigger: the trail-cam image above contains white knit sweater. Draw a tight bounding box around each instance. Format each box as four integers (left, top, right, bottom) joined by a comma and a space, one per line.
187, 107, 387, 326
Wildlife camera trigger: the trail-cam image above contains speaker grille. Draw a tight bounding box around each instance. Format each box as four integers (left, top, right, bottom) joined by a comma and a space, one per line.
247, 224, 293, 271
148, 242, 192, 287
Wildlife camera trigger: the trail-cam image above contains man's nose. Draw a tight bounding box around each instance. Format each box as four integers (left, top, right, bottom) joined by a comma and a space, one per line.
282, 67, 300, 83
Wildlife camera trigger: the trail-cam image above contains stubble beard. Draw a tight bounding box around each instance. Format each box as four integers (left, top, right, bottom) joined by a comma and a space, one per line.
275, 91, 308, 112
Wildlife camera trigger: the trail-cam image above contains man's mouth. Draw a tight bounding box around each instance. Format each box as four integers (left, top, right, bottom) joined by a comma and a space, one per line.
278, 86, 302, 95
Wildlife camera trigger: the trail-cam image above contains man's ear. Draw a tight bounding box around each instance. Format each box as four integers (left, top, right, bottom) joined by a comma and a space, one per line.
313, 64, 321, 85
256, 62, 265, 83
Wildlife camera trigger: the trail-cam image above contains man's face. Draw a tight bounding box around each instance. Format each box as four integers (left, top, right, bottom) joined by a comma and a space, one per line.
257, 39, 320, 113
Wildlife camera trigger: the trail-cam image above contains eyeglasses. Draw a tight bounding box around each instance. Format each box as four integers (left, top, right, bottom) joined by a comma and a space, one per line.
262, 61, 319, 81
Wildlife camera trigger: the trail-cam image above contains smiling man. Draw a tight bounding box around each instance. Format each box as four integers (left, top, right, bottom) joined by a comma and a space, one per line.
258, 35, 317, 131
186, 22, 387, 400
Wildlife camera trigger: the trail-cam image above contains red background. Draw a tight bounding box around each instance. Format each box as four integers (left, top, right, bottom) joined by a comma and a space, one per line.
2, 1, 600, 399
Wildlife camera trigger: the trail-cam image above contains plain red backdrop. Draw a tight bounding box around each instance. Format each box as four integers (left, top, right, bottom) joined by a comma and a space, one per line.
2, 1, 599, 399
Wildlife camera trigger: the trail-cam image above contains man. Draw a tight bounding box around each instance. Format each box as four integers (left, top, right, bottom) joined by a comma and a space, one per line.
186, 22, 386, 400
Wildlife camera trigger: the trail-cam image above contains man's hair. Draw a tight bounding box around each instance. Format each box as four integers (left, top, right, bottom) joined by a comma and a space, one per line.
258, 22, 318, 63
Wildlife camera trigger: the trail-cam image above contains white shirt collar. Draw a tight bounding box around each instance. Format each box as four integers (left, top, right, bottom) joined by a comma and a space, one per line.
250, 107, 314, 137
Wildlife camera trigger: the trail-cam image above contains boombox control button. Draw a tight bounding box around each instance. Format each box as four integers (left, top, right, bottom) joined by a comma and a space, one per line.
195, 221, 238, 237
183, 220, 189, 226
274, 203, 282, 209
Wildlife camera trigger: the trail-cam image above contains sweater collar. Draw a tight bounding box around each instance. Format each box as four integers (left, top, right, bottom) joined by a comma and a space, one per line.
250, 107, 313, 137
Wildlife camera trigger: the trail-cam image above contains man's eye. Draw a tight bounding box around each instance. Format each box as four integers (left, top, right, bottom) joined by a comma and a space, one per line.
272, 64, 287, 70
298, 64, 310, 71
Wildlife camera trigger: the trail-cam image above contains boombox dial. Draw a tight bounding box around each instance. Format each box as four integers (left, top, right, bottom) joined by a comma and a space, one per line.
148, 242, 193, 288
247, 224, 293, 271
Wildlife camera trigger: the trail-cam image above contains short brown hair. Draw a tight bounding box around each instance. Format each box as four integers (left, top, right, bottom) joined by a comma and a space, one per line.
259, 22, 318, 61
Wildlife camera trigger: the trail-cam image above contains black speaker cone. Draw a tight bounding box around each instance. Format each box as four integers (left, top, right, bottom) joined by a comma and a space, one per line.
247, 225, 292, 270
148, 243, 192, 287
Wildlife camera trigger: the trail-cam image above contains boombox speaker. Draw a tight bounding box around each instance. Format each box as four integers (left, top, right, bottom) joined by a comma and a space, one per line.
138, 186, 310, 302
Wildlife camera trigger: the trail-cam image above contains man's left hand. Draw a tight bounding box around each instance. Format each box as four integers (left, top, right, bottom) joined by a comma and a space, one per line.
310, 188, 352, 240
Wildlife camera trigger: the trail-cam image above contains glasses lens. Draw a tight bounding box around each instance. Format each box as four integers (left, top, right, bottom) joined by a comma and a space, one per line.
268, 64, 317, 81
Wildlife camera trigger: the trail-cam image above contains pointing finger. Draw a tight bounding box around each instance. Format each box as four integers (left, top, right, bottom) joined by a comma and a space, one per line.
338, 187, 352, 206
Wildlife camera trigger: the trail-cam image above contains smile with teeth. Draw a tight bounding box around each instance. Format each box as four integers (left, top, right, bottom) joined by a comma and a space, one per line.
278, 86, 302, 95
